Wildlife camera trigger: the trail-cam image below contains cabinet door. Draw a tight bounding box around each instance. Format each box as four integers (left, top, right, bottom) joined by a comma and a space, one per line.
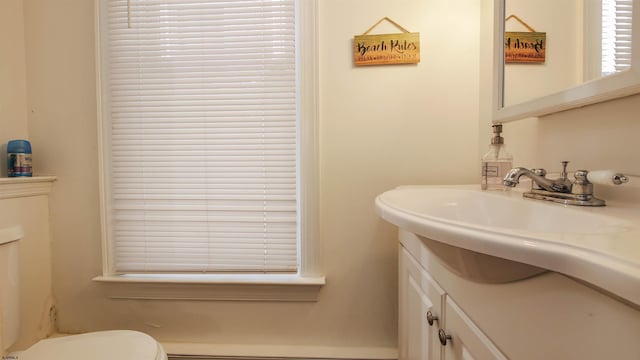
441, 297, 507, 360
399, 246, 445, 360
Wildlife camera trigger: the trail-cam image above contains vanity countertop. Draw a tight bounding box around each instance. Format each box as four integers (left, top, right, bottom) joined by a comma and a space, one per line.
376, 184, 640, 307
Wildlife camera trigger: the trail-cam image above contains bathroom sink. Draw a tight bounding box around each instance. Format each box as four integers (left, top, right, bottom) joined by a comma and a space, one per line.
379, 186, 628, 235
376, 185, 640, 306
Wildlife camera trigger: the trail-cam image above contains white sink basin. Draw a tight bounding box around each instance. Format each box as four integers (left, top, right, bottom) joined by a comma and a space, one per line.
376, 185, 640, 306
380, 186, 629, 235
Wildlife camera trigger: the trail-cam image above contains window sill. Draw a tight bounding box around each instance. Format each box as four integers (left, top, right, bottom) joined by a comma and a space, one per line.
92, 274, 325, 302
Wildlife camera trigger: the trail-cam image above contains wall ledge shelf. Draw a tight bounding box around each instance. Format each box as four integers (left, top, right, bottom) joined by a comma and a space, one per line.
0, 176, 56, 199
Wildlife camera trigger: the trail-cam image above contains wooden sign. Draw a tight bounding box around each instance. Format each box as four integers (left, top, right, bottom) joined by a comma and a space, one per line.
505, 32, 546, 63
354, 32, 420, 66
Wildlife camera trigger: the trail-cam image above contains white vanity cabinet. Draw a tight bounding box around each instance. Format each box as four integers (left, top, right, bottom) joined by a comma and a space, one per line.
399, 245, 507, 360
440, 297, 506, 360
378, 185, 640, 359
397, 229, 640, 360
399, 245, 443, 360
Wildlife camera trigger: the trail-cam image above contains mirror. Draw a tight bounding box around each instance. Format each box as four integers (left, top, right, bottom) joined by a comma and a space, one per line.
493, 0, 640, 123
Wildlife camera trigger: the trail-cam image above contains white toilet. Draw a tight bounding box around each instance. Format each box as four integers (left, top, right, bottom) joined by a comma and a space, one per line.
0, 226, 167, 360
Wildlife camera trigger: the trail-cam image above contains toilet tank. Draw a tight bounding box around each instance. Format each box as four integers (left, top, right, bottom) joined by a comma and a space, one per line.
0, 226, 24, 353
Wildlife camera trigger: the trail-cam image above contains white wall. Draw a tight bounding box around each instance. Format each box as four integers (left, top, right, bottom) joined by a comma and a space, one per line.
0, 1, 54, 354
0, 0, 30, 176
21, 0, 481, 354
536, 93, 640, 182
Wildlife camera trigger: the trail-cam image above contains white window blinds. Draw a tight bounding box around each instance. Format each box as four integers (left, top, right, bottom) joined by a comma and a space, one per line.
100, 0, 298, 273
602, 0, 633, 75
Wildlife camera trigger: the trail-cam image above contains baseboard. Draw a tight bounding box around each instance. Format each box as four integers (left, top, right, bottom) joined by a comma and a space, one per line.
169, 357, 394, 360
163, 342, 398, 360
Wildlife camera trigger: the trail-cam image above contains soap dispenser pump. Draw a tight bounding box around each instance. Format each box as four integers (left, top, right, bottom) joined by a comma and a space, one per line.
481, 124, 513, 190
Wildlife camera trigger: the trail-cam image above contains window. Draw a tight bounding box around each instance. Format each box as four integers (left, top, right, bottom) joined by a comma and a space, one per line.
97, 0, 318, 280
602, 0, 632, 75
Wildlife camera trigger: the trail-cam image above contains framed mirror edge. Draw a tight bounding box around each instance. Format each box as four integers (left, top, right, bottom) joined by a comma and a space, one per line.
493, 0, 640, 124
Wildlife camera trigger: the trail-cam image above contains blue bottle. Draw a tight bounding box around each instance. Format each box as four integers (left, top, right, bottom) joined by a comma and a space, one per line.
7, 140, 32, 177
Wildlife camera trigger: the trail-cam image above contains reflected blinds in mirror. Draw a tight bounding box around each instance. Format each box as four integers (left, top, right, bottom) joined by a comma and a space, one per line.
603, 0, 633, 75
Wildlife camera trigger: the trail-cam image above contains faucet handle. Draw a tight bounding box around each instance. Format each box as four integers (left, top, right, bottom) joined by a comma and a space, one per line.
560, 161, 569, 180
574, 170, 589, 183
572, 170, 594, 196
586, 170, 630, 186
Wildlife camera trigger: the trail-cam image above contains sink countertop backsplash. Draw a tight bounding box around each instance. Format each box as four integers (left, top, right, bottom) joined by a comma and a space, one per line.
597, 174, 640, 205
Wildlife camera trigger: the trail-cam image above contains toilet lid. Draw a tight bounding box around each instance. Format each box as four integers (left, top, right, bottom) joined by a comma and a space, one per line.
18, 330, 166, 360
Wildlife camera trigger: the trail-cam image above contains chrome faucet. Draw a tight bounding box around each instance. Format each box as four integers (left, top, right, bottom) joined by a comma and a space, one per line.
503, 161, 628, 206
503, 161, 572, 193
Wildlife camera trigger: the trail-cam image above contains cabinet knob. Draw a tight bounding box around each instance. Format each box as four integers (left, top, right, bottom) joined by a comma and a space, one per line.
426, 311, 438, 326
438, 329, 452, 346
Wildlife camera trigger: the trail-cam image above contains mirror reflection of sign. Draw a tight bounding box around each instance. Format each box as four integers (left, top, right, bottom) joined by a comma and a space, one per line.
505, 32, 546, 63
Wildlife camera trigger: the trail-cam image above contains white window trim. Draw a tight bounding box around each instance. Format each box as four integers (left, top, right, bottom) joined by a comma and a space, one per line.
93, 0, 323, 301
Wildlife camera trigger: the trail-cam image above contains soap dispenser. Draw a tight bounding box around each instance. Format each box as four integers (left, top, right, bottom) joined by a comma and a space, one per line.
481, 124, 513, 190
